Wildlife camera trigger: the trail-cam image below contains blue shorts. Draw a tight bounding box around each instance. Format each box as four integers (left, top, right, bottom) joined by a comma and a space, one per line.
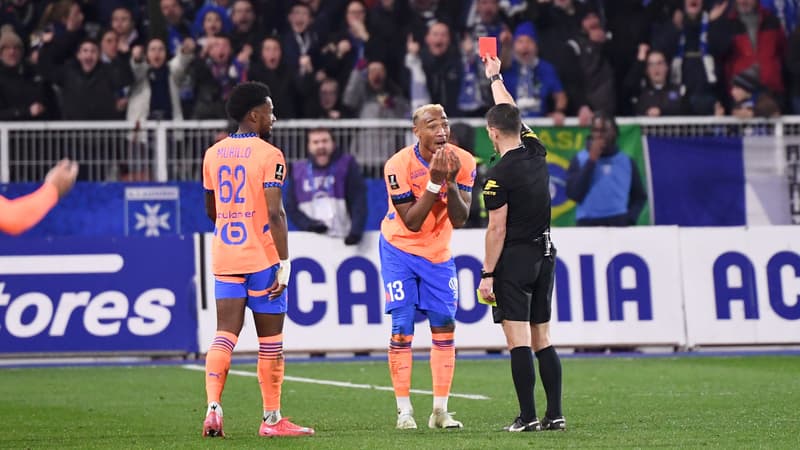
379, 235, 458, 318
214, 264, 287, 314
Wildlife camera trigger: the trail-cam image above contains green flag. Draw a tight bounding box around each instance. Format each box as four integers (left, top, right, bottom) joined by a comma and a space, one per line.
474, 125, 650, 226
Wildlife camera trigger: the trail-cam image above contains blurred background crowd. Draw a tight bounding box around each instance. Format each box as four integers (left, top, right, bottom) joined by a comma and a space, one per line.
0, 0, 797, 125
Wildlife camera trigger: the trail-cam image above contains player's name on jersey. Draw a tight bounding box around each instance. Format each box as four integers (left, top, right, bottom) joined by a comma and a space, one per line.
216, 147, 253, 158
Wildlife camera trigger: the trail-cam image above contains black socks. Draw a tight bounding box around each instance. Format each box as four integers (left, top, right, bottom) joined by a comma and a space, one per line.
535, 345, 563, 418
510, 346, 536, 422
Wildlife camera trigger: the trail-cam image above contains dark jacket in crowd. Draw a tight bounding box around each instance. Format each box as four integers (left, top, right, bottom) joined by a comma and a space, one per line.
0, 62, 49, 120
38, 49, 133, 120
419, 45, 462, 115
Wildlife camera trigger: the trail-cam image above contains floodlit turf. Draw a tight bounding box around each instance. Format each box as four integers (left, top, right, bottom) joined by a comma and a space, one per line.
1, 355, 798, 449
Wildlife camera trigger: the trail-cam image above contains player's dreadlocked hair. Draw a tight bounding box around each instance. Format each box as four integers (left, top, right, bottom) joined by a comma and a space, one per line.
225, 81, 272, 123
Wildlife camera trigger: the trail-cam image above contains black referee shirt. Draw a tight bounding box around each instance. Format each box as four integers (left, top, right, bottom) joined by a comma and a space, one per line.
482, 124, 551, 244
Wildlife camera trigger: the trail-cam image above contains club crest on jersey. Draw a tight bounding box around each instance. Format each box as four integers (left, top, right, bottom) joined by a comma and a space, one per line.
388, 174, 400, 190
275, 163, 285, 180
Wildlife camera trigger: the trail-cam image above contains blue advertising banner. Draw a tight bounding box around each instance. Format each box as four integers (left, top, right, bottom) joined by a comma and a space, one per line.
0, 235, 198, 353
0, 181, 388, 239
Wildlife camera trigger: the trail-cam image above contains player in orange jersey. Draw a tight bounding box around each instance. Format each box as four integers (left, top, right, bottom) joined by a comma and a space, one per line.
0, 159, 78, 236
380, 103, 477, 430
201, 81, 313, 438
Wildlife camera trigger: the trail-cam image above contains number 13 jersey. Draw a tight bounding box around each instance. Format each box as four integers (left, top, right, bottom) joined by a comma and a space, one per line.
202, 133, 286, 275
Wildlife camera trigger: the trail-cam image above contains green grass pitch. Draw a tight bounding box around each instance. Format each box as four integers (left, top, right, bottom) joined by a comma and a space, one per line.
1, 355, 798, 449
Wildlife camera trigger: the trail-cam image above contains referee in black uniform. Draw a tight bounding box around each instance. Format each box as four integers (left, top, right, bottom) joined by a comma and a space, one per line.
477, 55, 565, 433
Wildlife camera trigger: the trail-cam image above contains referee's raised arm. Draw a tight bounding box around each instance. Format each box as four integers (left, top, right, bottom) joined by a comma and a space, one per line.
483, 55, 514, 106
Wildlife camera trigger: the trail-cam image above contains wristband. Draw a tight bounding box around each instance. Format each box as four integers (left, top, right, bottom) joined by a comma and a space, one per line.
426, 180, 442, 194
481, 269, 495, 279
277, 259, 291, 285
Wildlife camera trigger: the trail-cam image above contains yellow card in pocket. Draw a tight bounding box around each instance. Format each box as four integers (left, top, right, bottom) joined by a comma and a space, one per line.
476, 288, 496, 307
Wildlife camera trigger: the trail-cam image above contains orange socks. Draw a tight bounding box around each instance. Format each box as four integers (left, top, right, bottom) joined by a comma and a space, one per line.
205, 331, 238, 404
257, 334, 284, 412
389, 334, 414, 400
431, 332, 455, 404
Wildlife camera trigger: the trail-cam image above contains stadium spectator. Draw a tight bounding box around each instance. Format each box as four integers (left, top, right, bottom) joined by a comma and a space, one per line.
248, 36, 305, 119
127, 37, 194, 122
501, 21, 567, 124
560, 12, 617, 123
460, 0, 529, 32
720, 0, 786, 95
463, 0, 511, 43
0, 25, 49, 120
30, 0, 85, 66
419, 22, 462, 115
190, 35, 247, 119
303, 77, 351, 118
201, 81, 314, 438
109, 6, 142, 57
455, 32, 493, 117
343, 59, 409, 169
0, 159, 78, 236
761, 0, 799, 33
281, 2, 321, 76
319, 0, 383, 88
651, 0, 728, 115
566, 114, 647, 226
366, 0, 411, 86
285, 127, 367, 245
380, 103, 475, 430
229, 0, 263, 58
343, 60, 410, 118
160, 0, 193, 55
729, 64, 781, 117
38, 37, 133, 120
533, 0, 592, 64
0, 0, 38, 40
192, 4, 233, 53
625, 47, 688, 116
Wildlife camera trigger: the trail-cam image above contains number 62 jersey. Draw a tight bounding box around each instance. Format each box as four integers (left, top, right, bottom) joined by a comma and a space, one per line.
202, 133, 286, 275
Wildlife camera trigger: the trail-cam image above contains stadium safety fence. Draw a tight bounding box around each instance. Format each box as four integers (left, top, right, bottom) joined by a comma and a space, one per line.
1, 117, 800, 223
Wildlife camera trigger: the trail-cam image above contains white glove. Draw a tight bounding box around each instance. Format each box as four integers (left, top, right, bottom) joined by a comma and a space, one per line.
276, 259, 291, 285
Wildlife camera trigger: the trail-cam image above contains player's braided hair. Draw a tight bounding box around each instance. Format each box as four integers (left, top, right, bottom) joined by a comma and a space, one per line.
226, 81, 272, 123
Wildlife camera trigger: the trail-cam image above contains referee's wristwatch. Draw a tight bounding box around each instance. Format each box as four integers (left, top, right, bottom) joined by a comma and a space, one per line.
481, 269, 495, 279
489, 73, 503, 84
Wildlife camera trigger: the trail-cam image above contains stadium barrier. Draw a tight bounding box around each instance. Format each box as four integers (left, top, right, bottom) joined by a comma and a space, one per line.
2, 116, 799, 225
3, 227, 797, 356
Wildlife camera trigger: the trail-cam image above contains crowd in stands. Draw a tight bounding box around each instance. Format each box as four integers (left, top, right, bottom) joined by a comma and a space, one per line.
0, 0, 798, 124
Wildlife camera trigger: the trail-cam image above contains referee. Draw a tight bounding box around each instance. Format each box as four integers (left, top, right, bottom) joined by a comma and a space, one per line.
478, 55, 565, 433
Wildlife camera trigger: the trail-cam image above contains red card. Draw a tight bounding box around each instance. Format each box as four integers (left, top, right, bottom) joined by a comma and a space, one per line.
478, 36, 497, 59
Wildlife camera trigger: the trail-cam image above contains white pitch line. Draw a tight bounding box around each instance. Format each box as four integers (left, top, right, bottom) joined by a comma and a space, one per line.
182, 365, 490, 400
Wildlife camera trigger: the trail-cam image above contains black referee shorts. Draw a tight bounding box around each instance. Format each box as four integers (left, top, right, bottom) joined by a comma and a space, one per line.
492, 243, 556, 324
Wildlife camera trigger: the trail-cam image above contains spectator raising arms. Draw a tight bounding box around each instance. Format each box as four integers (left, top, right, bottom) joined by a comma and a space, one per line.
127, 37, 194, 122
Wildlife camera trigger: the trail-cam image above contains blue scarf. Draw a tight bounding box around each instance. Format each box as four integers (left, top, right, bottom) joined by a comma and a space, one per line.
670, 11, 716, 86
458, 55, 483, 112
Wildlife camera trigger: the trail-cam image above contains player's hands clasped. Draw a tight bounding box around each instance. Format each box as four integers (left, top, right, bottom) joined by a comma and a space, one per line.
429, 147, 449, 185
44, 158, 79, 199
445, 150, 460, 182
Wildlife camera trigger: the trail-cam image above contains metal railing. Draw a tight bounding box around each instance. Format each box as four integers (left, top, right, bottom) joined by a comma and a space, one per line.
2, 116, 799, 223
